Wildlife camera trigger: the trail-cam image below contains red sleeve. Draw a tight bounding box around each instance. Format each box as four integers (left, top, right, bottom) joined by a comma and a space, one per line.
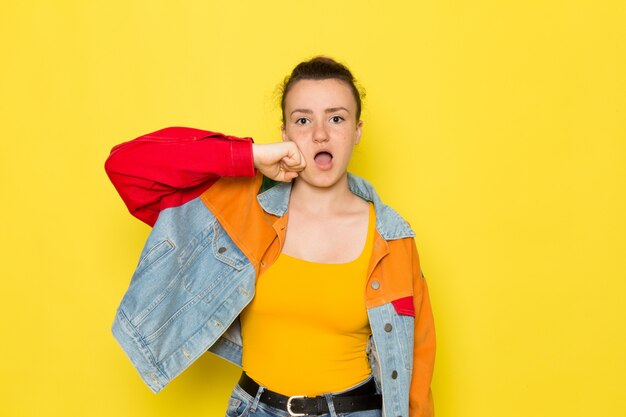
104, 126, 256, 226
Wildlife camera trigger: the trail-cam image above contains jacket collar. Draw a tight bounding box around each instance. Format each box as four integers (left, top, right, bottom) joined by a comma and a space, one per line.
256, 173, 415, 240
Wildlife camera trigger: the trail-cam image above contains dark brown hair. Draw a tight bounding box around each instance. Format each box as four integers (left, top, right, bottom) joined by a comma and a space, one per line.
280, 56, 365, 123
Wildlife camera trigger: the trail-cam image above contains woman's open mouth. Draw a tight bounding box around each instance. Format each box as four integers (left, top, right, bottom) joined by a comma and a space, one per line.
313, 151, 333, 170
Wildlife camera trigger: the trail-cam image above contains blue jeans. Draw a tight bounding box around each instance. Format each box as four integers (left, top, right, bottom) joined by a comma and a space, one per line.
225, 377, 383, 417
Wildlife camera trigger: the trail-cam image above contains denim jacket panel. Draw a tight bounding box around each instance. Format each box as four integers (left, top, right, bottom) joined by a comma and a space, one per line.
367, 304, 415, 417
112, 197, 257, 392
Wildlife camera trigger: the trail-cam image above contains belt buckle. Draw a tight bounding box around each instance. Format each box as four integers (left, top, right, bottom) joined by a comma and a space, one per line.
286, 395, 307, 416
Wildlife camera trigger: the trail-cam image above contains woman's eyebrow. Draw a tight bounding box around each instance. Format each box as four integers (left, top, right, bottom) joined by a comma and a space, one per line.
290, 107, 351, 116
325, 107, 350, 114
290, 109, 313, 115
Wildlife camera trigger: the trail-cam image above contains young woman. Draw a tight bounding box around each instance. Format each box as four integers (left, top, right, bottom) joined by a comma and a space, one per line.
105, 57, 435, 417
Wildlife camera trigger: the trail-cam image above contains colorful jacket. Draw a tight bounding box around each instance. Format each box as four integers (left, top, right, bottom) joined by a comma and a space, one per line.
105, 127, 436, 417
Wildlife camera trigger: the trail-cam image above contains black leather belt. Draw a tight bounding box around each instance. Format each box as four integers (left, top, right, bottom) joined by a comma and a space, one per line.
237, 372, 382, 416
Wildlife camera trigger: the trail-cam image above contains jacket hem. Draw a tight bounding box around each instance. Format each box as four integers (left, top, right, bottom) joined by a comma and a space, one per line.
111, 309, 169, 393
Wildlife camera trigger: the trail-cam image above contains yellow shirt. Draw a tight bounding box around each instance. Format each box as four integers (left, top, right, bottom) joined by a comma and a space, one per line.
240, 204, 375, 396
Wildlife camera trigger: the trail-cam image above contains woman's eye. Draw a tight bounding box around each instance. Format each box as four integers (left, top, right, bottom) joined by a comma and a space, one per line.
295, 117, 309, 125
330, 116, 344, 123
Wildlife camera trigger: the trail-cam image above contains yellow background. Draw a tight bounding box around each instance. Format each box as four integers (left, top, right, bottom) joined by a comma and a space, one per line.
1, 1, 624, 416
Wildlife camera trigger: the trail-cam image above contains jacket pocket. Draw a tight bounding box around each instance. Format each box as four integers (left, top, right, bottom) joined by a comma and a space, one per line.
134, 239, 175, 276
121, 237, 179, 327
179, 220, 247, 303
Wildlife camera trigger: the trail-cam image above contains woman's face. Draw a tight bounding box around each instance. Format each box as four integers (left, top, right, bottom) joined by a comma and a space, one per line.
282, 78, 363, 189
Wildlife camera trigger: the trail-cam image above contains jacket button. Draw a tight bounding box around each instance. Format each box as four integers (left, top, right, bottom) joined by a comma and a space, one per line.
391, 370, 398, 379
384, 323, 393, 332
371, 280, 380, 290
218, 246, 227, 254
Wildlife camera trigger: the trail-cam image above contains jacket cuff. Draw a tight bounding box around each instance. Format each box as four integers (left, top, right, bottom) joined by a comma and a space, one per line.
227, 137, 256, 177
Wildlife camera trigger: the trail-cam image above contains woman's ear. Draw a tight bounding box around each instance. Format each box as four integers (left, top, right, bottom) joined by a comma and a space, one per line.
281, 124, 288, 141
355, 120, 364, 145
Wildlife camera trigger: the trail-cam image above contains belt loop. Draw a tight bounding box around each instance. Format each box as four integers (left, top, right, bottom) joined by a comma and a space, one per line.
250, 383, 264, 413
323, 393, 339, 417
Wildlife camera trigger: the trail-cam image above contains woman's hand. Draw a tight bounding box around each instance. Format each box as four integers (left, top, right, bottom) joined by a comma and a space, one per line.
252, 142, 306, 182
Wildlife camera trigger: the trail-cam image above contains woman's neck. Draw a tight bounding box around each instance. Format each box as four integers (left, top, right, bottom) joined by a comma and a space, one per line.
289, 174, 356, 215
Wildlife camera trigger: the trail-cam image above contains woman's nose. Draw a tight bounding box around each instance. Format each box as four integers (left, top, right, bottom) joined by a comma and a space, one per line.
313, 123, 329, 143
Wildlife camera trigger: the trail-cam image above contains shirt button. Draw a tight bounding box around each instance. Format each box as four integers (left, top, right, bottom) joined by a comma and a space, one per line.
384, 323, 393, 332
371, 280, 380, 290
218, 247, 227, 254
391, 370, 398, 379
